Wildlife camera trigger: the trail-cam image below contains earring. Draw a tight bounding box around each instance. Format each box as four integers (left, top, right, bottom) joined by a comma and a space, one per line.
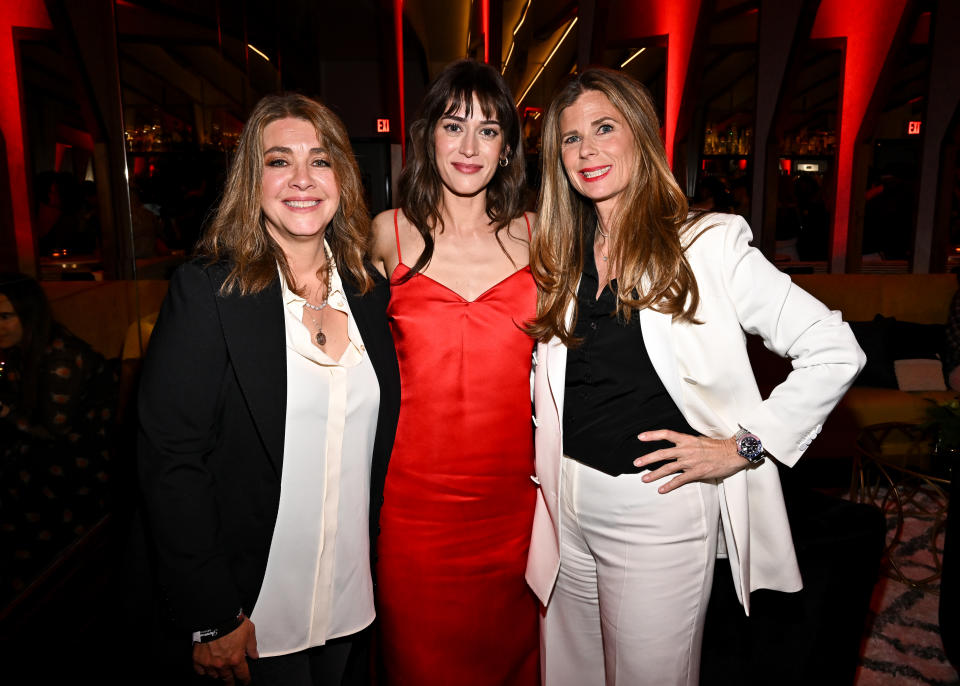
499, 155, 509, 168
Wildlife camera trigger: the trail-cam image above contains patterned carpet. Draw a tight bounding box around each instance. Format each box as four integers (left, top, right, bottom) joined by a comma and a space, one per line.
854, 483, 959, 685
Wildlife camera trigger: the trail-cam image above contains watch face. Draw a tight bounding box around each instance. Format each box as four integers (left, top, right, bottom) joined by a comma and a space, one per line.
737, 434, 763, 460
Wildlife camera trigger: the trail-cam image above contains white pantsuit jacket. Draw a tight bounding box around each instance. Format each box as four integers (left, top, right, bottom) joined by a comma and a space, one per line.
525, 213, 866, 614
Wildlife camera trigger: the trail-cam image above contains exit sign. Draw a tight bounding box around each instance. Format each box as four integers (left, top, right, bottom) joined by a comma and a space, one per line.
908, 120, 921, 135
377, 119, 390, 133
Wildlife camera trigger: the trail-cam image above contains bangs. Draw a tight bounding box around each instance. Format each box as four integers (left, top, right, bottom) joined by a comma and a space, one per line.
441, 78, 505, 123
442, 91, 501, 123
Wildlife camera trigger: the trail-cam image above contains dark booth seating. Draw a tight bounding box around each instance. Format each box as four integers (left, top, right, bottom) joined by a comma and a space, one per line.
701, 470, 886, 686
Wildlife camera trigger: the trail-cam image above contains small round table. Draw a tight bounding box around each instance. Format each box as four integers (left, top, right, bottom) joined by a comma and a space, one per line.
852, 422, 954, 588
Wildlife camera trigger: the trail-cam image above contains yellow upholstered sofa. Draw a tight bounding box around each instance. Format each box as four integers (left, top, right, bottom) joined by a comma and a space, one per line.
41, 280, 170, 359
41, 280, 171, 420
752, 273, 959, 460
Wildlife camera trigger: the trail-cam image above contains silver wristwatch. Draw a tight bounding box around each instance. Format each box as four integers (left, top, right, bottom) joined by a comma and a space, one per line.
734, 428, 765, 464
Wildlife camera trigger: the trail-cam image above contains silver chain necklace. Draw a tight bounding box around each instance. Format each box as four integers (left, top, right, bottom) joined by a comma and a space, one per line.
305, 303, 329, 346
596, 232, 609, 262
304, 273, 331, 346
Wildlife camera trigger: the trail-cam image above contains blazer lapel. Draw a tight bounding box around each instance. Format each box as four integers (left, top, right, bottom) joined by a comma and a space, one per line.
343, 270, 398, 390
216, 274, 287, 474
640, 307, 685, 414
544, 285, 581, 422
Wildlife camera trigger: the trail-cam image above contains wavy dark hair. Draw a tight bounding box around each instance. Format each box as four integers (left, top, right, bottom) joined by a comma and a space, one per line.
0, 273, 54, 416
529, 68, 703, 345
199, 92, 373, 296
398, 59, 526, 278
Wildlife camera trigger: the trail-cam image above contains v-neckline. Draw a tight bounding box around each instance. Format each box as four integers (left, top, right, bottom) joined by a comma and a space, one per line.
391, 262, 530, 303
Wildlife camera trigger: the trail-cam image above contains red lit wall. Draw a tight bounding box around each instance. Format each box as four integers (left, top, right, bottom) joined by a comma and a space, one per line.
0, 1, 52, 273
811, 0, 909, 271
606, 0, 702, 167
482, 0, 490, 64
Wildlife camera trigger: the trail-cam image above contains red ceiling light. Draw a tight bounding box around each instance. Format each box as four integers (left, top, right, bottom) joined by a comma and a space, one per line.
482, 0, 490, 64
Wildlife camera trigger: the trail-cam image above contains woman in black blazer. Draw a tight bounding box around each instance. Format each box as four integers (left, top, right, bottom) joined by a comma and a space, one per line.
137, 93, 399, 686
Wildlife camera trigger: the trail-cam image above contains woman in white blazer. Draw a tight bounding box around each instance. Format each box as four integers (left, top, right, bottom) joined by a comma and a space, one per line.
525, 68, 865, 686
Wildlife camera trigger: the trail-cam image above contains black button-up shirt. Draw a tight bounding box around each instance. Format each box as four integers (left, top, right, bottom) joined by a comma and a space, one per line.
562, 231, 695, 475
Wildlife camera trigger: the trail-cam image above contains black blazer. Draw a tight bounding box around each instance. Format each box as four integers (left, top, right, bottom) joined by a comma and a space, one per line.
136, 259, 400, 633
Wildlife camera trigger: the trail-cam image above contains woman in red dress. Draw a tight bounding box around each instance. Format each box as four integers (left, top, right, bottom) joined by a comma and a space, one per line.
369, 59, 539, 685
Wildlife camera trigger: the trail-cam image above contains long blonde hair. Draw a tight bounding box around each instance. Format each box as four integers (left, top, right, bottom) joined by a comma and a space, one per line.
199, 92, 373, 295
528, 68, 701, 345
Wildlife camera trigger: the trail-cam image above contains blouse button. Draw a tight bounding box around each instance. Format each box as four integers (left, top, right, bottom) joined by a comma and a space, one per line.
590, 322, 598, 330
683, 377, 698, 385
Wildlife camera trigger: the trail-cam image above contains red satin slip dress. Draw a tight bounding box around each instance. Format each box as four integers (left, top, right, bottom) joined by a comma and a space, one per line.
375, 210, 539, 685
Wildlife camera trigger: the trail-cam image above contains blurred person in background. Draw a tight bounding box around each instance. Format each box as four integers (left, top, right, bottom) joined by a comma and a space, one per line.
0, 273, 117, 603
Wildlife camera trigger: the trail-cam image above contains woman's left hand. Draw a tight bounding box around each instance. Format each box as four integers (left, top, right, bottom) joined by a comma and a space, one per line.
633, 430, 750, 494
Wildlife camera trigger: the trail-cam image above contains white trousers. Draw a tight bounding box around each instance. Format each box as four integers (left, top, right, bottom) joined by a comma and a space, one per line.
541, 457, 720, 686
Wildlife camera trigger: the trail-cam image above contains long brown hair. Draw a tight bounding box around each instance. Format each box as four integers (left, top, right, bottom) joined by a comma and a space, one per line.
199, 92, 372, 295
398, 59, 527, 278
528, 68, 702, 345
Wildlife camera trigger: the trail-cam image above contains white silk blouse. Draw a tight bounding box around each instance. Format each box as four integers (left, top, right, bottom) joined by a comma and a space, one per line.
250, 255, 380, 657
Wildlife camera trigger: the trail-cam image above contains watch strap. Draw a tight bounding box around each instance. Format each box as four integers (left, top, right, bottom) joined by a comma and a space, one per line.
192, 609, 245, 644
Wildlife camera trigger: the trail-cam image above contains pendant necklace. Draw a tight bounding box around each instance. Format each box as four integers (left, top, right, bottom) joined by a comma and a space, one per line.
596, 224, 609, 262
304, 275, 331, 346
305, 299, 329, 346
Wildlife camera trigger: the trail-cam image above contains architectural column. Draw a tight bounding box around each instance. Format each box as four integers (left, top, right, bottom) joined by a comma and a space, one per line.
0, 132, 15, 272
605, 0, 703, 170
0, 2, 53, 275
46, 0, 134, 278
577, 0, 596, 70
489, 0, 503, 71
810, 0, 910, 273
675, 1, 714, 197
393, 0, 406, 162
914, 1, 960, 273
753, 0, 820, 256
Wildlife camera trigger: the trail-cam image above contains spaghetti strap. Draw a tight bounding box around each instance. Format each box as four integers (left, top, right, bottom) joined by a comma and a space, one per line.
394, 208, 403, 264
523, 212, 531, 240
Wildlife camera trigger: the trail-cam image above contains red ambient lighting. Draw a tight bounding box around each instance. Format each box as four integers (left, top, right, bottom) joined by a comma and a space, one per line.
811, 0, 910, 269
604, 0, 702, 168
482, 0, 490, 64
908, 120, 921, 135
377, 119, 391, 133
1, 1, 54, 269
